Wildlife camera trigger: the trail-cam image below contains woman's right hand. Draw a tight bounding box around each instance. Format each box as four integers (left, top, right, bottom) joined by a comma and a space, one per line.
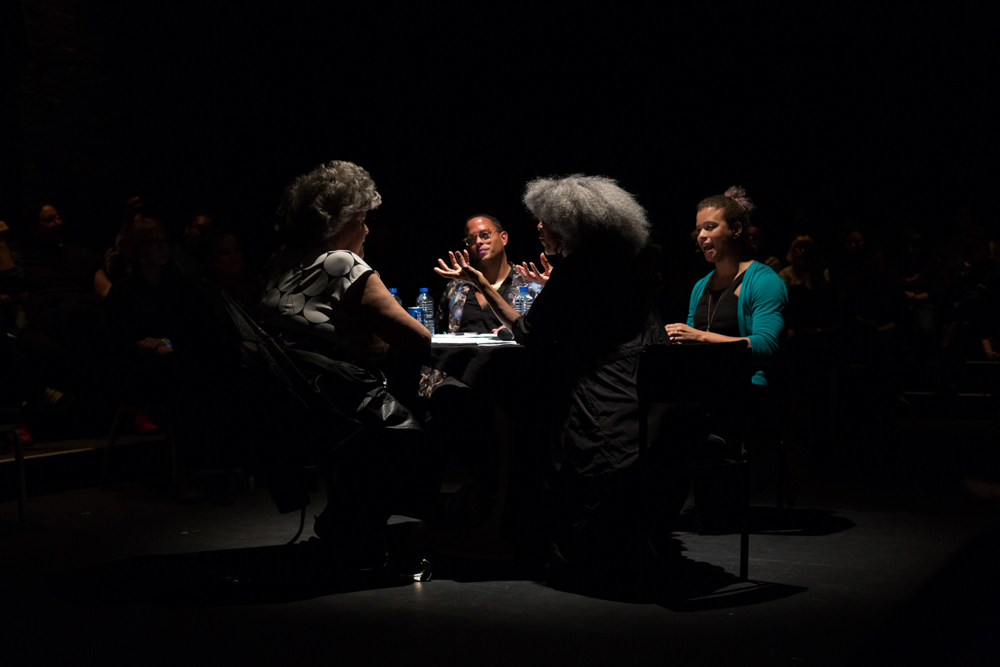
434, 250, 484, 286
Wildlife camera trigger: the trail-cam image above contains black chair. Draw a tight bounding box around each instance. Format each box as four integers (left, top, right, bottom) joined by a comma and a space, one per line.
636, 340, 751, 579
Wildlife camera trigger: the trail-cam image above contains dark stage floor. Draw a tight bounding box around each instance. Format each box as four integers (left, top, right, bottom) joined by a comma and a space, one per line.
3, 418, 999, 665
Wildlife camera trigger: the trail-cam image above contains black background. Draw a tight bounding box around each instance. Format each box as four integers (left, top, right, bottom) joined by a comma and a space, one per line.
2, 3, 996, 308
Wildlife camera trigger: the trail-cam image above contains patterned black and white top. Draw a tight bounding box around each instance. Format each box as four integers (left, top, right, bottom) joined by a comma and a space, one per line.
259, 247, 387, 362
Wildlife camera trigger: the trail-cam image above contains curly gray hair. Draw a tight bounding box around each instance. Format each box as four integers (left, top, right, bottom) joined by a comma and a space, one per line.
523, 175, 649, 256
276, 160, 382, 244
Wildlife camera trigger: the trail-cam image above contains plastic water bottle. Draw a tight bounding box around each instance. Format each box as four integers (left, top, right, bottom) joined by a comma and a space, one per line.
514, 285, 533, 315
389, 288, 402, 307
416, 288, 435, 334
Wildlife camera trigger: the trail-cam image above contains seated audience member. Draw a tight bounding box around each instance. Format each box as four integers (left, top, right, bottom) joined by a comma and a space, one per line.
203, 227, 261, 310
746, 223, 782, 272
831, 226, 906, 362
259, 160, 434, 566
436, 175, 688, 575
942, 227, 1000, 361
171, 213, 215, 277
897, 229, 942, 348
436, 215, 538, 333
104, 196, 145, 282
0, 219, 27, 333
784, 238, 835, 341
104, 216, 239, 498
779, 235, 830, 290
18, 203, 111, 349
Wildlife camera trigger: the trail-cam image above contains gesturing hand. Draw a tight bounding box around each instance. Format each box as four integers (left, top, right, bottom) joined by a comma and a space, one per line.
515, 253, 553, 284
665, 323, 704, 344
434, 250, 484, 285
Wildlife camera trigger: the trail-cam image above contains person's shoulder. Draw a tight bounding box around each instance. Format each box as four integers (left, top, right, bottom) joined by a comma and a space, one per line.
308, 249, 375, 277
747, 261, 788, 297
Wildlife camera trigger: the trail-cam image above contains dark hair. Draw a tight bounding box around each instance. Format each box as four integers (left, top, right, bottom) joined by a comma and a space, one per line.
122, 216, 168, 274
463, 214, 503, 235
697, 185, 755, 255
24, 200, 57, 233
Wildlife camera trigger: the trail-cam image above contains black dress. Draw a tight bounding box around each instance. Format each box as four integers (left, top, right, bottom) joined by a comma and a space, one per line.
510, 250, 683, 567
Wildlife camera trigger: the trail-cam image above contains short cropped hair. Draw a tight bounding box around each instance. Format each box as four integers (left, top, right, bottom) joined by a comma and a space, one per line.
276, 160, 382, 245
523, 175, 649, 256
463, 214, 504, 235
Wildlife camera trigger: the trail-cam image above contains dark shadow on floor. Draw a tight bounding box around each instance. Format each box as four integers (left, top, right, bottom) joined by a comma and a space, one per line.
542, 535, 807, 609
53, 521, 431, 608
675, 505, 857, 536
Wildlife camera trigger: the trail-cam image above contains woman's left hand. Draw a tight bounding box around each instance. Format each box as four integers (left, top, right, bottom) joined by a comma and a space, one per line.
515, 253, 553, 284
434, 250, 484, 286
666, 323, 704, 344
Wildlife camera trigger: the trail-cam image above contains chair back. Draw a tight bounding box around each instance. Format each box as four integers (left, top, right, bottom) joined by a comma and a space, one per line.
637, 341, 751, 405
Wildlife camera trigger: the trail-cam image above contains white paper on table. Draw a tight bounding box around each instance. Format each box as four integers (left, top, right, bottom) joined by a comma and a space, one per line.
431, 333, 519, 346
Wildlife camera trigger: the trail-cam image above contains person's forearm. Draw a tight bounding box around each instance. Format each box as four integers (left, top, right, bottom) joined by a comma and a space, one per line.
699, 331, 751, 347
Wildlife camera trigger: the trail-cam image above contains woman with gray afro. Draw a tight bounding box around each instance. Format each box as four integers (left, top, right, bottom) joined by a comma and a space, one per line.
436, 174, 688, 576
260, 160, 434, 568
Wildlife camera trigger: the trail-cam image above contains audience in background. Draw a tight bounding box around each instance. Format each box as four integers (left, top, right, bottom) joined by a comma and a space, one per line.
172, 213, 215, 277
779, 235, 829, 290
746, 223, 782, 273
103, 216, 241, 499
202, 227, 261, 310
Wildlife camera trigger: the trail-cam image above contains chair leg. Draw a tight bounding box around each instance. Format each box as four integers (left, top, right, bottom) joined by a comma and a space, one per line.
739, 460, 749, 580
101, 405, 129, 482
775, 442, 786, 510
12, 427, 26, 522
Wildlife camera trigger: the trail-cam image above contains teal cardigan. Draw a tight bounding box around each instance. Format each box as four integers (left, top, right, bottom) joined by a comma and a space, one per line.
686, 261, 788, 386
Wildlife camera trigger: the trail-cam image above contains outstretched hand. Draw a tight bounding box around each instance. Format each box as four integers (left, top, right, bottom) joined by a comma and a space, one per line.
434, 250, 484, 285
515, 253, 553, 284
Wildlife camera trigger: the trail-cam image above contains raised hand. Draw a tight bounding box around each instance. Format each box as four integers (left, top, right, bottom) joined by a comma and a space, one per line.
515, 252, 553, 284
434, 249, 484, 285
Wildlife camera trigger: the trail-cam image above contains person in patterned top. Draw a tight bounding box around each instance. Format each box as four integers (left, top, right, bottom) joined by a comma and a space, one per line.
259, 160, 433, 568
436, 214, 541, 334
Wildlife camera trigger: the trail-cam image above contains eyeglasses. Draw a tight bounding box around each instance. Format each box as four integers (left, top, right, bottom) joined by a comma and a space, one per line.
463, 229, 497, 248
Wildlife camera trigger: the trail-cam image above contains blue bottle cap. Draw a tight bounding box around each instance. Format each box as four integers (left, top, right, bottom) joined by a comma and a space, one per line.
389, 288, 397, 294
419, 287, 429, 293
519, 286, 529, 292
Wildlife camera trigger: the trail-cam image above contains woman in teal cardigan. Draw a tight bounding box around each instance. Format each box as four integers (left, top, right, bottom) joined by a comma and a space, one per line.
665, 186, 788, 386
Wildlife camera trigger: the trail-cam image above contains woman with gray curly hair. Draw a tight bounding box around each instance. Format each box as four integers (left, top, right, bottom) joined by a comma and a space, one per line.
436, 174, 684, 574
260, 160, 433, 568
